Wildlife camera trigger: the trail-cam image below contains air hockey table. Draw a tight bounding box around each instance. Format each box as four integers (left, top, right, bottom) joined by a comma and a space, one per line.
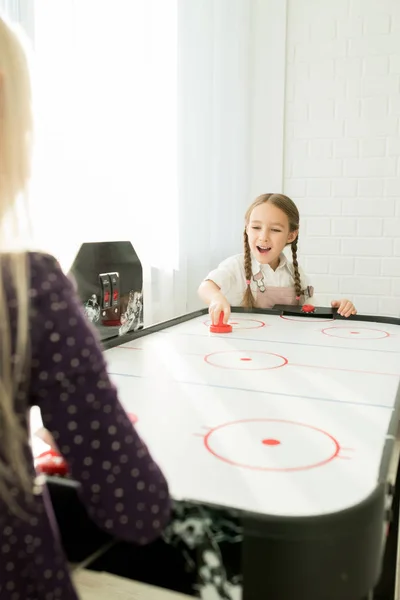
37, 305, 400, 600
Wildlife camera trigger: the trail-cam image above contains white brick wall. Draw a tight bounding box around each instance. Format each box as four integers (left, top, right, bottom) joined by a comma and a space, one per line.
284, 0, 400, 316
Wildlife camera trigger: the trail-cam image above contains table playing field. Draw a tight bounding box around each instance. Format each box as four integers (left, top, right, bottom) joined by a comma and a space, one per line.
104, 312, 400, 518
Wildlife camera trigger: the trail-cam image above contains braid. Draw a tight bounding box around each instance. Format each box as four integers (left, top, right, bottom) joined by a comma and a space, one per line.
242, 230, 255, 308
291, 235, 302, 303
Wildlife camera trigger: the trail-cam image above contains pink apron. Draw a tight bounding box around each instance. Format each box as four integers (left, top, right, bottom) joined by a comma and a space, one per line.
253, 285, 298, 309
251, 270, 313, 309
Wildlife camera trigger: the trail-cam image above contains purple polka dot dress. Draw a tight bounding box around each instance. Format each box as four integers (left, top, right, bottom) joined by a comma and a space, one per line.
0, 253, 171, 599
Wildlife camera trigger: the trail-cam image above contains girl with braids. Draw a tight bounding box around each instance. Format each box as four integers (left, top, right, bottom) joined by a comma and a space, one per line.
199, 193, 356, 324
0, 15, 169, 599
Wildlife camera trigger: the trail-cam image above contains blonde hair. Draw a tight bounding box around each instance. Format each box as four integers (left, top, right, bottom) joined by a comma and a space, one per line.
0, 15, 34, 512
242, 193, 302, 308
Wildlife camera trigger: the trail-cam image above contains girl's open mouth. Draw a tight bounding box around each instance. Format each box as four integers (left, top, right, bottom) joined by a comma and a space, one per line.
257, 246, 271, 254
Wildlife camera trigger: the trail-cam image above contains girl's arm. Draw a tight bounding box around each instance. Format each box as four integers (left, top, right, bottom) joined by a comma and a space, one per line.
30, 254, 170, 545
198, 280, 231, 324
331, 299, 357, 317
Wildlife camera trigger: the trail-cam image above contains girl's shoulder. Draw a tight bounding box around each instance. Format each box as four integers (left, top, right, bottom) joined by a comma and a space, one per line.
217, 253, 245, 270
285, 258, 309, 284
1, 250, 63, 293
27, 252, 66, 289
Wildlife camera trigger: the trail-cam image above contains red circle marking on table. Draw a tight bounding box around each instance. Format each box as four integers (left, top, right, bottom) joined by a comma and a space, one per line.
280, 315, 330, 323
204, 351, 288, 371
204, 419, 340, 472
322, 327, 390, 340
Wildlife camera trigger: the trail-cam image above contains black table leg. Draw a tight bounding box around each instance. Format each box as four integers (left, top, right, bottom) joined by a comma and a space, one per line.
372, 458, 400, 600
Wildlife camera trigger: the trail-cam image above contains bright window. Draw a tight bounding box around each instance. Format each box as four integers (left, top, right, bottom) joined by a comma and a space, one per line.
31, 0, 178, 273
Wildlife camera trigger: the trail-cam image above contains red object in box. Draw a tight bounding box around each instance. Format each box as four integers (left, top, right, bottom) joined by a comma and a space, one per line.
301, 304, 315, 314
35, 449, 69, 477
210, 312, 233, 334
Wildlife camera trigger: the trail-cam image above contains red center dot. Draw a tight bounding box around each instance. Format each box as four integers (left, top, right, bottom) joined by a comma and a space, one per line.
351, 332, 360, 335
262, 439, 281, 446
240, 357, 252, 361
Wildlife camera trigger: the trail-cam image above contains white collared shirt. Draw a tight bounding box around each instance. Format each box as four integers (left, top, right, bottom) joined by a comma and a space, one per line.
204, 253, 311, 306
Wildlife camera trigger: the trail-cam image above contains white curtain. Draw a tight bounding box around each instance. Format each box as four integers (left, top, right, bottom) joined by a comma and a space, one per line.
5, 0, 259, 323
178, 0, 253, 312
29, 0, 181, 325
0, 0, 34, 39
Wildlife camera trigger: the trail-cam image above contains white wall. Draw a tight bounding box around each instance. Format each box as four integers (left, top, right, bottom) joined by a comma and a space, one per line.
283, 0, 400, 315
184, 0, 400, 318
